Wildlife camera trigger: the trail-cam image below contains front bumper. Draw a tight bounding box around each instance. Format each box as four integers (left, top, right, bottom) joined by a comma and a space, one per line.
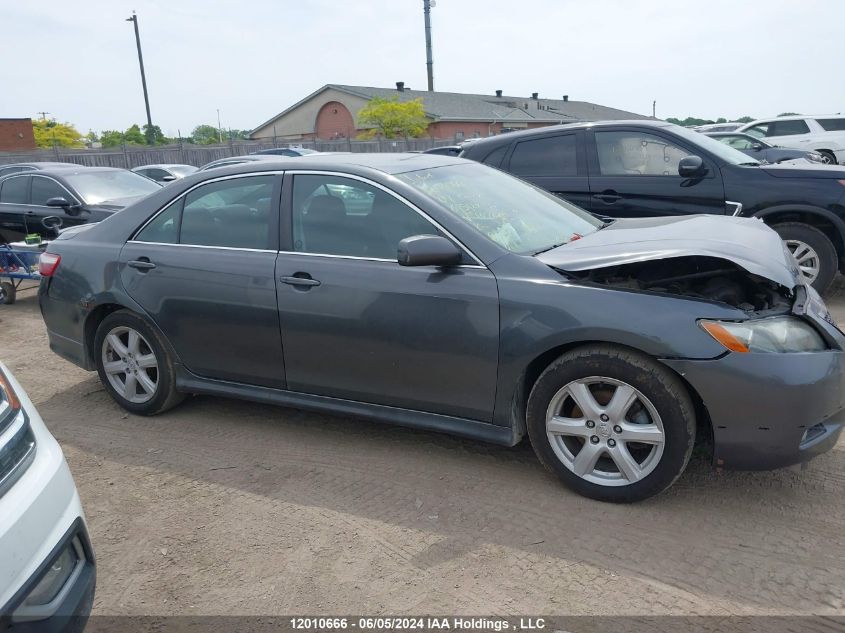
663, 351, 845, 470
2, 519, 96, 633
0, 366, 95, 631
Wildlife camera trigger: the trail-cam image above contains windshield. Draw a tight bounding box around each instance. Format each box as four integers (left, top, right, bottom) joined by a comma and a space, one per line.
65, 170, 161, 204
672, 125, 760, 165
397, 162, 603, 254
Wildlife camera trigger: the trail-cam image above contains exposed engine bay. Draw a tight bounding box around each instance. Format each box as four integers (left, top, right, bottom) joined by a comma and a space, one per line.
562, 256, 794, 313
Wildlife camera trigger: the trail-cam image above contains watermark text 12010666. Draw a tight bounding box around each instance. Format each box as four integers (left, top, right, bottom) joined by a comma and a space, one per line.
289, 617, 547, 632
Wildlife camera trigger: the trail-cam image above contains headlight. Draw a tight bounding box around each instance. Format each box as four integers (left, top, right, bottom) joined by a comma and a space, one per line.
0, 367, 22, 433
700, 317, 827, 353
806, 152, 824, 163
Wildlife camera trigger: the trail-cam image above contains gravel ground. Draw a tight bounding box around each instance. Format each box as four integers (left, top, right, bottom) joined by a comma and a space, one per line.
1, 279, 844, 618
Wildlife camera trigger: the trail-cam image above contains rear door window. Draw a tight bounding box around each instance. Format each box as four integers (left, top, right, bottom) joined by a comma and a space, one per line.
508, 135, 578, 176
135, 176, 277, 250
0, 175, 29, 204
767, 120, 810, 136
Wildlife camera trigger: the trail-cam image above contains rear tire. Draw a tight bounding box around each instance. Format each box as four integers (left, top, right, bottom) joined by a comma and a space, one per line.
526, 345, 696, 503
772, 222, 837, 292
94, 310, 185, 415
0, 282, 15, 305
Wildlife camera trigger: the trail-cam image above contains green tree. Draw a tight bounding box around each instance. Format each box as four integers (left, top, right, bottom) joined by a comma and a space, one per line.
32, 119, 84, 148
778, 112, 801, 117
356, 96, 429, 139
190, 124, 222, 144
143, 123, 169, 145
736, 116, 756, 123
99, 130, 124, 147
123, 124, 146, 145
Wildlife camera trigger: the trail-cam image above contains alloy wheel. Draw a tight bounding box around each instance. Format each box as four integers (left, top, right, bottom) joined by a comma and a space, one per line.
545, 376, 665, 487
101, 326, 159, 404
785, 239, 820, 284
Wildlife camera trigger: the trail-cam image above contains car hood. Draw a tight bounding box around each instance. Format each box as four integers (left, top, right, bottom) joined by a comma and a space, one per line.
760, 163, 845, 179
536, 215, 799, 289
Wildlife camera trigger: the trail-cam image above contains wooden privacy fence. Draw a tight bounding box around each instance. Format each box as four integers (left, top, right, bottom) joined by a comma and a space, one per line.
0, 138, 458, 169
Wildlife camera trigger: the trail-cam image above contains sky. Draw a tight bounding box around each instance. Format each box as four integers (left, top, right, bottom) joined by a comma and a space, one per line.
1, 0, 843, 137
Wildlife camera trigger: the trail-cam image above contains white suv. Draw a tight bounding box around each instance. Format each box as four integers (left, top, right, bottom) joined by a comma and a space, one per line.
736, 115, 845, 165
0, 362, 95, 629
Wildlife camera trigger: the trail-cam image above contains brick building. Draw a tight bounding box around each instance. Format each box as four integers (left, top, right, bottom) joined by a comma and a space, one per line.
0, 118, 36, 151
250, 83, 649, 142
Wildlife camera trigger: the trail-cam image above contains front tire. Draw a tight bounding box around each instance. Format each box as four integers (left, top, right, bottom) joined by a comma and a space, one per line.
817, 150, 836, 165
526, 345, 696, 503
94, 310, 185, 415
772, 222, 837, 292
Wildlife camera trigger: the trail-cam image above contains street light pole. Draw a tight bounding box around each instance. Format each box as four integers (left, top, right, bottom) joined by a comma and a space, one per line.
217, 109, 223, 143
126, 11, 154, 145
423, 0, 434, 91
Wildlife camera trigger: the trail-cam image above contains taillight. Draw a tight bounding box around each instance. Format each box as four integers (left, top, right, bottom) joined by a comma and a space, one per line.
38, 252, 61, 277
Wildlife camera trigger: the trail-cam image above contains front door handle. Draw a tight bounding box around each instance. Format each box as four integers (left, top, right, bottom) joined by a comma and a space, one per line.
128, 258, 156, 271
280, 275, 321, 287
593, 191, 622, 203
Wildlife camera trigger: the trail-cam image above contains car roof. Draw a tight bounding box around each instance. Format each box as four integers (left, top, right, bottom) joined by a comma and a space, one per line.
0, 161, 81, 169
193, 152, 467, 178
704, 132, 752, 137
132, 163, 194, 170
743, 114, 845, 124
461, 119, 671, 150
18, 166, 131, 178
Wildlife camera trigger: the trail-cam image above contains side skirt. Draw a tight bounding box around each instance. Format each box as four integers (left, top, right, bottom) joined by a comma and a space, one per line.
175, 368, 519, 447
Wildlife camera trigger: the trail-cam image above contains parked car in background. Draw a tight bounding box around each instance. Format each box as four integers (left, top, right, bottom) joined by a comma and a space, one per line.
691, 122, 744, 133
0, 162, 81, 179
422, 145, 462, 156
197, 155, 282, 171
37, 155, 844, 502
251, 147, 319, 157
0, 361, 96, 626
736, 115, 845, 165
0, 167, 162, 243
132, 164, 197, 184
460, 120, 845, 291
704, 132, 826, 164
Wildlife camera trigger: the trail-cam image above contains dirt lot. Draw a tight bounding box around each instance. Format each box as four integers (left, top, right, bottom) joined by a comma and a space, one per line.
1, 280, 844, 617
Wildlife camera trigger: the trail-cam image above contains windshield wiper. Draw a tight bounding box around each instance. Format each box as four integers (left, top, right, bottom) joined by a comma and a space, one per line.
532, 242, 568, 256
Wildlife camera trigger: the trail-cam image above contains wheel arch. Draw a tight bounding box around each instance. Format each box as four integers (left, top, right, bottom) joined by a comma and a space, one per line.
754, 205, 845, 270
82, 301, 181, 371
514, 340, 713, 454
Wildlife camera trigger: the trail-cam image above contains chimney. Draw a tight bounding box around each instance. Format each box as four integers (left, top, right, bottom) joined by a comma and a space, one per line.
495, 89, 503, 98
531, 92, 538, 100
563, 95, 569, 102
396, 81, 405, 92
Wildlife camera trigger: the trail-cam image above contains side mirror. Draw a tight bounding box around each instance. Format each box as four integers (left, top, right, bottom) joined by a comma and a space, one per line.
750, 143, 763, 151
46, 196, 71, 208
397, 235, 462, 267
46, 197, 82, 216
678, 155, 706, 178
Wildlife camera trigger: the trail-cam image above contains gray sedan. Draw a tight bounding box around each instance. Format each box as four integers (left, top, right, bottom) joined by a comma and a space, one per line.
36, 154, 845, 502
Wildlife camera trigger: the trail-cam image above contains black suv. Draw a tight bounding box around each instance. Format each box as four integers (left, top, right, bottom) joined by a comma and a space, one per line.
460, 120, 845, 291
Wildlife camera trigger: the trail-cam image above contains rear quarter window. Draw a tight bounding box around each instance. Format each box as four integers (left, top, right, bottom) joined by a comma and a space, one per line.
815, 118, 845, 132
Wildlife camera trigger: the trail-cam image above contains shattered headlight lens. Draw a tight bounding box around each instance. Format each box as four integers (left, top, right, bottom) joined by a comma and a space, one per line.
699, 317, 827, 353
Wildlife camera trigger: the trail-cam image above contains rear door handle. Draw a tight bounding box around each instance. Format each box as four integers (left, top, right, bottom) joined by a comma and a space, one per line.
280, 275, 321, 287
128, 259, 156, 271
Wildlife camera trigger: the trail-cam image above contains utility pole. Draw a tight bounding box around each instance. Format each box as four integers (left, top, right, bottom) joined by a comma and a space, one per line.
217, 109, 223, 143
423, 0, 435, 91
126, 11, 155, 145
652, 100, 656, 118
37, 111, 50, 121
